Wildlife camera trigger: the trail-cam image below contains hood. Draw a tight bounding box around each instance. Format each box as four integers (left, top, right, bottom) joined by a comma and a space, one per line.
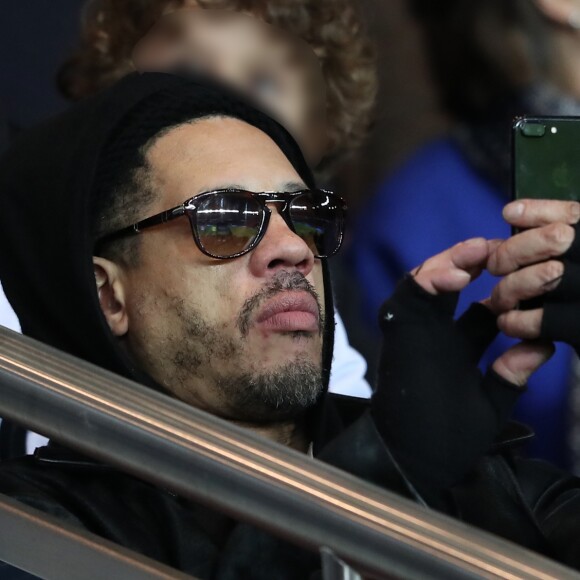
0, 72, 335, 397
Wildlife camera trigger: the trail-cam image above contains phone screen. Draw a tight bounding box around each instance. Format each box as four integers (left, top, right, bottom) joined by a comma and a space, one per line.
513, 116, 580, 203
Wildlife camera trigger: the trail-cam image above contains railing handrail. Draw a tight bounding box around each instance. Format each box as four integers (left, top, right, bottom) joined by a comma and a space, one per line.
0, 325, 577, 579
0, 492, 195, 579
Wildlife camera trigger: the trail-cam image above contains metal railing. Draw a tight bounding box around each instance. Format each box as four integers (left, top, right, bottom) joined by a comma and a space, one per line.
0, 325, 578, 579
0, 493, 194, 579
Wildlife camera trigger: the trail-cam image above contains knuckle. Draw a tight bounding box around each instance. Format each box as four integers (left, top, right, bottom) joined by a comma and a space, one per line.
491, 243, 516, 274
569, 201, 580, 223
544, 223, 574, 248
540, 260, 564, 284
504, 310, 519, 327
497, 310, 517, 332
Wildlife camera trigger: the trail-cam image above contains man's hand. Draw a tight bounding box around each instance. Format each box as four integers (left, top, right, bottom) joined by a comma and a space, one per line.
409, 220, 562, 388
373, 248, 518, 496
485, 199, 580, 385
370, 201, 579, 495
489, 199, 580, 321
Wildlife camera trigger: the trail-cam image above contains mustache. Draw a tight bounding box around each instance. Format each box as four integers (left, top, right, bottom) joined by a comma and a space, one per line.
237, 271, 324, 337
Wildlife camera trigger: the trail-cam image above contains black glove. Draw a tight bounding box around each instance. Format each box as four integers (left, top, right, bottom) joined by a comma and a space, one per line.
371, 275, 522, 500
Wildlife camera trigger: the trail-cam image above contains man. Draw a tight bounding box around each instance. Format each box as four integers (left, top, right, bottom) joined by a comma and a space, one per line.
0, 72, 580, 576
0, 72, 382, 577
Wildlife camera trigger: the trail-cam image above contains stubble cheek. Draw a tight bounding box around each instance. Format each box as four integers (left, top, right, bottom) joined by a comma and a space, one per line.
138, 293, 245, 408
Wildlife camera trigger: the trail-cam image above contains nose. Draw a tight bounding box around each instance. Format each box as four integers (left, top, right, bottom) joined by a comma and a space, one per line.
248, 207, 315, 278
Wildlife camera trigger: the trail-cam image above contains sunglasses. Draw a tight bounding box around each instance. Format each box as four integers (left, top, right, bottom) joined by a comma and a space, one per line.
95, 188, 347, 259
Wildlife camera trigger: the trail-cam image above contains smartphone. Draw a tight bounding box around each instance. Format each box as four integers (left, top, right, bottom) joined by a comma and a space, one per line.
512, 116, 580, 205
512, 116, 580, 308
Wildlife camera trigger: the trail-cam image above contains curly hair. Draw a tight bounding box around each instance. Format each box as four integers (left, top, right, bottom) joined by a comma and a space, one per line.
58, 0, 377, 164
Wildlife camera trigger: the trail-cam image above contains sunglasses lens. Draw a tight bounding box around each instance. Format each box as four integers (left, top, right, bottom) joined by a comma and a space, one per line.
195, 193, 263, 257
290, 191, 345, 257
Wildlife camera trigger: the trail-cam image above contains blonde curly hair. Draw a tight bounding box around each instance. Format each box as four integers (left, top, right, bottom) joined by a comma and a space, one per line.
58, 0, 377, 165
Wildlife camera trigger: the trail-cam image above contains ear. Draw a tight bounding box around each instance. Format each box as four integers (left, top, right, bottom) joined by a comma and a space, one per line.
533, 0, 580, 28
93, 257, 129, 337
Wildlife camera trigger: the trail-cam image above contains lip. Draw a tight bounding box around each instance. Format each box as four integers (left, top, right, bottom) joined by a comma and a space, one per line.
255, 291, 320, 333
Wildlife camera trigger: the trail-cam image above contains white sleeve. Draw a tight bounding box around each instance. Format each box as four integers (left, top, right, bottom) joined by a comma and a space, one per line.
0, 280, 20, 331
328, 310, 372, 398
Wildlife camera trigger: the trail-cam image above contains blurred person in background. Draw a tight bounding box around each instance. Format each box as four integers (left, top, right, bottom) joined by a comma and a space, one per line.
57, 0, 377, 174
349, 0, 580, 471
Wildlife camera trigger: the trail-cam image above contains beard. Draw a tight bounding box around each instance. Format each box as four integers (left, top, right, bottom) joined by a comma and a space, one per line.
215, 356, 323, 422
147, 271, 325, 422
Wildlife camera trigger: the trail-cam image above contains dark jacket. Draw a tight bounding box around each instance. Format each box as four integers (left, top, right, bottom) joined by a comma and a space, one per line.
1, 394, 580, 576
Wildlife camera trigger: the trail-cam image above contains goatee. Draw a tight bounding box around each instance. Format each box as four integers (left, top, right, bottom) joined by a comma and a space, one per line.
216, 355, 324, 422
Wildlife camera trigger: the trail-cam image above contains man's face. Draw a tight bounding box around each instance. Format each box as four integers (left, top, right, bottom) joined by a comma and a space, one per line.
116, 117, 325, 422
132, 9, 327, 163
